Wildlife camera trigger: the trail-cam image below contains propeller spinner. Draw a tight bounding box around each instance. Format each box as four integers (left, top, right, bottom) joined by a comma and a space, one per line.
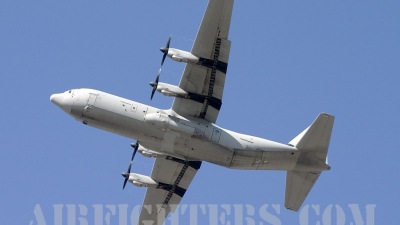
122, 141, 139, 190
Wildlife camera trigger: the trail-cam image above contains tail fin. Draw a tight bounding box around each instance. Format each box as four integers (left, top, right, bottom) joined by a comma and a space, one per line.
289, 113, 334, 160
284, 113, 335, 211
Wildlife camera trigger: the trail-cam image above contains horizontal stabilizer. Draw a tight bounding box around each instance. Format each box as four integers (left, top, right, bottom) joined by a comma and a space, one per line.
285, 171, 320, 211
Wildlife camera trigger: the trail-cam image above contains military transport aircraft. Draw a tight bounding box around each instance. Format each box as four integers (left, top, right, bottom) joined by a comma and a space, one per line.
50, 0, 334, 224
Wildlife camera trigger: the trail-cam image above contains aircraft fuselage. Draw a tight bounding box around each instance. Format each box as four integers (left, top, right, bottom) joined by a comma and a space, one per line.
51, 88, 300, 170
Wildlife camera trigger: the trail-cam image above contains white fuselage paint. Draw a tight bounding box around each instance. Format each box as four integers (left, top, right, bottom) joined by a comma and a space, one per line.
51, 88, 300, 170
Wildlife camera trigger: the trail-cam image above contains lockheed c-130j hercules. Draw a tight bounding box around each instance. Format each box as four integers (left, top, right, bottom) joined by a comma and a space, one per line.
50, 0, 334, 224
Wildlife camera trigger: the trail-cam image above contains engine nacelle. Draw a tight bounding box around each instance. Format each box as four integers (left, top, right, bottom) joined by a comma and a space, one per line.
160, 90, 176, 97
171, 55, 187, 62
129, 173, 157, 187
137, 145, 161, 158
168, 48, 199, 64
139, 151, 157, 158
156, 82, 187, 97
132, 181, 147, 187
145, 113, 196, 135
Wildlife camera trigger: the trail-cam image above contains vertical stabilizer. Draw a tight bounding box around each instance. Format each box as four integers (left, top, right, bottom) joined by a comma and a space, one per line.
284, 113, 334, 211
289, 113, 334, 161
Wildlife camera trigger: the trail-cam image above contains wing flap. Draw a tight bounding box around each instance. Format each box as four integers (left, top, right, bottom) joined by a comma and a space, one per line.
218, 38, 231, 64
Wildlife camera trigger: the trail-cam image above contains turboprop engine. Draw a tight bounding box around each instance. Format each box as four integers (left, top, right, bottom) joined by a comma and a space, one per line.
136, 144, 162, 158
155, 82, 187, 97
158, 36, 199, 64
165, 48, 199, 64
125, 173, 158, 187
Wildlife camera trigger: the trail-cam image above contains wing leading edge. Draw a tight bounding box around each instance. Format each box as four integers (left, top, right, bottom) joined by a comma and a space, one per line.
172, 0, 234, 123
137, 156, 201, 225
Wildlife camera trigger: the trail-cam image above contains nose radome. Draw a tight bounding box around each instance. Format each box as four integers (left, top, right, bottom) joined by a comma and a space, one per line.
50, 93, 64, 108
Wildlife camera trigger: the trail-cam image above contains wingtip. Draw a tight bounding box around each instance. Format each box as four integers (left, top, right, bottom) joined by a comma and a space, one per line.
320, 112, 335, 118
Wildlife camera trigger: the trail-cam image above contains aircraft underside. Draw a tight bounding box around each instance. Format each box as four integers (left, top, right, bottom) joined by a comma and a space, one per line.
74, 91, 299, 170
50, 0, 334, 223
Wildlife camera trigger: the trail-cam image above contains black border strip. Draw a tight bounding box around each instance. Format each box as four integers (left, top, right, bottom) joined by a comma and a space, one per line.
162, 161, 189, 207
198, 57, 228, 74
187, 92, 222, 110
199, 38, 222, 119
166, 156, 202, 170
157, 182, 186, 198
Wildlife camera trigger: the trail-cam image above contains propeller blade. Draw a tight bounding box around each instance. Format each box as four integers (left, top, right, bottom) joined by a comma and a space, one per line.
155, 69, 161, 83
161, 53, 167, 66
160, 36, 171, 66
122, 170, 130, 190
122, 162, 132, 190
123, 177, 128, 190
127, 162, 132, 174
152, 36, 171, 100
150, 88, 156, 100
122, 141, 139, 190
150, 69, 161, 100
166, 36, 171, 49
131, 148, 137, 161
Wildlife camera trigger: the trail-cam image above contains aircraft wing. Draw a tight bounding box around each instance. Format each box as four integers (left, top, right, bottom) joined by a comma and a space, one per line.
171, 0, 234, 123
137, 156, 201, 225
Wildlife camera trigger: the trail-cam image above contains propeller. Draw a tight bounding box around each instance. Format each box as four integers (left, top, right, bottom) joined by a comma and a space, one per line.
149, 69, 161, 100
149, 36, 171, 100
160, 36, 171, 66
122, 141, 139, 190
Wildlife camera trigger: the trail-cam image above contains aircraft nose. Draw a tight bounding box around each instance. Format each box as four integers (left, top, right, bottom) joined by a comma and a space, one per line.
50, 93, 64, 108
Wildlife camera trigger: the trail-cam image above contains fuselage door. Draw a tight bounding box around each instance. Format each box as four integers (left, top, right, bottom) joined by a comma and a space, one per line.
87, 93, 97, 106
211, 128, 221, 143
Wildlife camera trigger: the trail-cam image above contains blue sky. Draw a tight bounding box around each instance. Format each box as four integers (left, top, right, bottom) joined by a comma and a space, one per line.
1, 0, 399, 224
